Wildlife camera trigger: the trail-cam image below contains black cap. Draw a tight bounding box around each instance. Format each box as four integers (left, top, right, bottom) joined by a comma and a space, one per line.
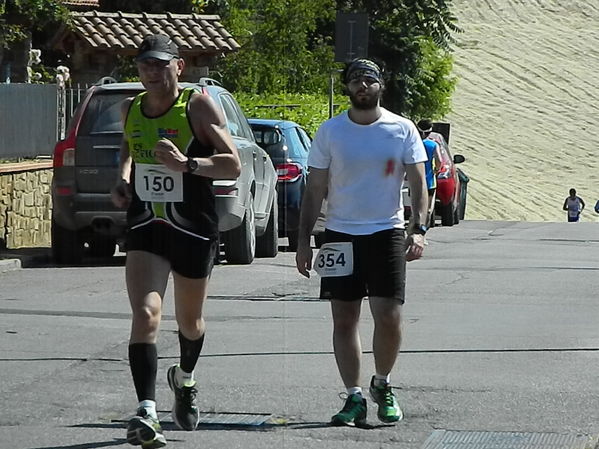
345, 58, 383, 84
136, 34, 179, 62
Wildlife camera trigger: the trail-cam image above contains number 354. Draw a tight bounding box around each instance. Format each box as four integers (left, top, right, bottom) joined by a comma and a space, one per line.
317, 252, 346, 268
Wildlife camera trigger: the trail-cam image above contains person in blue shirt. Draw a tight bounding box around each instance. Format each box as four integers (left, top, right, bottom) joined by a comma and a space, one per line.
417, 119, 442, 228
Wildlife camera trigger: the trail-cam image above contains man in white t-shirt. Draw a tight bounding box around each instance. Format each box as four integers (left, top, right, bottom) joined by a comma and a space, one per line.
295, 58, 428, 426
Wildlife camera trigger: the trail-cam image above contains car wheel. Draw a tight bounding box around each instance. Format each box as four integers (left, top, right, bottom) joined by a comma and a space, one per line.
51, 218, 84, 264
256, 191, 278, 258
88, 235, 117, 258
459, 183, 467, 220
453, 202, 460, 225
440, 203, 454, 227
222, 194, 256, 264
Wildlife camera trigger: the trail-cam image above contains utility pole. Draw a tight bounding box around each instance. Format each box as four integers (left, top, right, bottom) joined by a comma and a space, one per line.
331, 12, 369, 118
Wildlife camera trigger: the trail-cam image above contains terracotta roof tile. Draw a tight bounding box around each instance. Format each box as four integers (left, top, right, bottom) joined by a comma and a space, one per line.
69, 11, 240, 54
62, 0, 99, 7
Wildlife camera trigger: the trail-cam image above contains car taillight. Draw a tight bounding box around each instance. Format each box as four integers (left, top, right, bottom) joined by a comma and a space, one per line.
213, 186, 239, 196
276, 163, 302, 182
55, 186, 73, 195
437, 165, 452, 179
53, 86, 95, 168
53, 136, 76, 167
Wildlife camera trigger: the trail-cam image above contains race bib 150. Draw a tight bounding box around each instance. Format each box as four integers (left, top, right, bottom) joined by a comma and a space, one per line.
314, 242, 354, 277
135, 163, 183, 203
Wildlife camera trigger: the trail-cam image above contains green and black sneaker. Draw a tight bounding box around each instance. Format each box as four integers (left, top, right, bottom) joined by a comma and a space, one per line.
330, 393, 367, 427
167, 364, 200, 431
126, 407, 167, 448
369, 376, 403, 423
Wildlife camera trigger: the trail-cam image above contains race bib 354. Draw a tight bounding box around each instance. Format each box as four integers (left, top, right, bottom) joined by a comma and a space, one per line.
314, 242, 354, 277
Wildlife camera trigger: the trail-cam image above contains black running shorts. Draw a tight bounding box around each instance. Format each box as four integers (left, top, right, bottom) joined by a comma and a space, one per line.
126, 221, 218, 279
319, 228, 406, 302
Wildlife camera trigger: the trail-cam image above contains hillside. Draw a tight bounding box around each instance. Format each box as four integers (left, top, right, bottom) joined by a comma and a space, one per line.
447, 0, 599, 222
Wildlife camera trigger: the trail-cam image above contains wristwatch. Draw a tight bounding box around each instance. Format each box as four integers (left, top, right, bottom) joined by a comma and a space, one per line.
185, 157, 199, 174
412, 223, 428, 235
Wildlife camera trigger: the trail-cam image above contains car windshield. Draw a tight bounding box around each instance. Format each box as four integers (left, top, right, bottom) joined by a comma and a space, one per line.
78, 92, 134, 135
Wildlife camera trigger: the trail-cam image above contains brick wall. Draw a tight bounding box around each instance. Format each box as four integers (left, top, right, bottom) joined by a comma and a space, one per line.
0, 162, 53, 249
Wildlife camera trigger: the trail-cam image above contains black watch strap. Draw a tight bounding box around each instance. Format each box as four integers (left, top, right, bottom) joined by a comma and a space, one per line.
412, 224, 427, 235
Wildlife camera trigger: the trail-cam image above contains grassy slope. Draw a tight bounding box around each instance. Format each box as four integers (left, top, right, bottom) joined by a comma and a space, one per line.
447, 0, 599, 221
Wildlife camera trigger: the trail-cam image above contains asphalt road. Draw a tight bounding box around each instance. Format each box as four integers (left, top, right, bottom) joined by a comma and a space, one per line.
1, 220, 599, 449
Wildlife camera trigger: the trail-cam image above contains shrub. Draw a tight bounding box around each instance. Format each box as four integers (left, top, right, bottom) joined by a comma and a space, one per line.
235, 92, 349, 136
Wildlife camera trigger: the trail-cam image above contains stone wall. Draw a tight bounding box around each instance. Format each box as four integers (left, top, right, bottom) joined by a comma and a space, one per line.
0, 162, 53, 249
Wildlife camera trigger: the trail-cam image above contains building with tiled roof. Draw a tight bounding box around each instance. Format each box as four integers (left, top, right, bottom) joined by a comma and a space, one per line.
61, 0, 99, 10
51, 11, 240, 84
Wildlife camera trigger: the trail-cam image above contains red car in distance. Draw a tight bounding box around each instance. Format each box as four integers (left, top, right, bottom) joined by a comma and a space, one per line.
404, 122, 468, 227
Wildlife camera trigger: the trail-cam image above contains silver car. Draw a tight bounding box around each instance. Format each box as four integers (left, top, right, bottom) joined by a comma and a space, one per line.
51, 79, 278, 264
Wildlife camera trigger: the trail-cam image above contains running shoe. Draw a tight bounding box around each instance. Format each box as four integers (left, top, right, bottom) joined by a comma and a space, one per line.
330, 393, 367, 426
167, 364, 200, 431
369, 376, 403, 423
126, 407, 166, 448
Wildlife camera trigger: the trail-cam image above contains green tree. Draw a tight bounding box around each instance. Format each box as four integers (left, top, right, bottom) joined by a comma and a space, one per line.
190, 0, 228, 13
405, 37, 456, 120
0, 0, 69, 82
213, 0, 338, 95
235, 91, 349, 136
98, 0, 226, 14
98, 0, 193, 13
335, 0, 461, 118
209, 0, 459, 119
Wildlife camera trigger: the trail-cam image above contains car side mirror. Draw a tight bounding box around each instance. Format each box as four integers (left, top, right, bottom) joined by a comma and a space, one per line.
453, 154, 465, 164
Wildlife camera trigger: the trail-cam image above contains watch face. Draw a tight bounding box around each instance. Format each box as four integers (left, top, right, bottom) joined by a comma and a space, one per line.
414, 225, 427, 235
187, 158, 198, 172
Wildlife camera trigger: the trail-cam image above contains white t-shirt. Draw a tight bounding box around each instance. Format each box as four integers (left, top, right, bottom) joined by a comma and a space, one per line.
566, 197, 582, 217
308, 108, 427, 234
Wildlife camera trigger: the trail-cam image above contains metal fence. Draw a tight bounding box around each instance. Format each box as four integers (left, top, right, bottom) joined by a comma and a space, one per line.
0, 83, 89, 159
63, 85, 89, 136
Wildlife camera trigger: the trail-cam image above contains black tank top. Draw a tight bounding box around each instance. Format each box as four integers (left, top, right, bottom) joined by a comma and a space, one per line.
124, 88, 219, 240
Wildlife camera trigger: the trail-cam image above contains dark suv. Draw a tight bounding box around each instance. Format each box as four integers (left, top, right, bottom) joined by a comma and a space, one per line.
52, 78, 278, 265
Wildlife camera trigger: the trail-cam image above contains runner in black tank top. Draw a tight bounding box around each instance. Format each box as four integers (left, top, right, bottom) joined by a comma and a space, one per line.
110, 34, 241, 448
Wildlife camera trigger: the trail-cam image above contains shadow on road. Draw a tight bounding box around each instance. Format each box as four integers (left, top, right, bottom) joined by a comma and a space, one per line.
0, 246, 126, 269
0, 244, 296, 269
28, 438, 127, 449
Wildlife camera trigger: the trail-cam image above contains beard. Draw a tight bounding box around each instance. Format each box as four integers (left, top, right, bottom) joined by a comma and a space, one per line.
348, 90, 381, 110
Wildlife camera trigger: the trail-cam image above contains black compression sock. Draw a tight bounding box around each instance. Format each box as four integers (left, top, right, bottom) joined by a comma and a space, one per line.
128, 343, 157, 402
178, 331, 205, 373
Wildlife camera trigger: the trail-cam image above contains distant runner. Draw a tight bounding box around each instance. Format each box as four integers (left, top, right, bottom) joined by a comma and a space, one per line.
416, 119, 442, 229
563, 188, 585, 222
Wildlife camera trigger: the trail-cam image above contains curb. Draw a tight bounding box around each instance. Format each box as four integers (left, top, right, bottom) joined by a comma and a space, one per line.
0, 258, 22, 273
0, 249, 51, 272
